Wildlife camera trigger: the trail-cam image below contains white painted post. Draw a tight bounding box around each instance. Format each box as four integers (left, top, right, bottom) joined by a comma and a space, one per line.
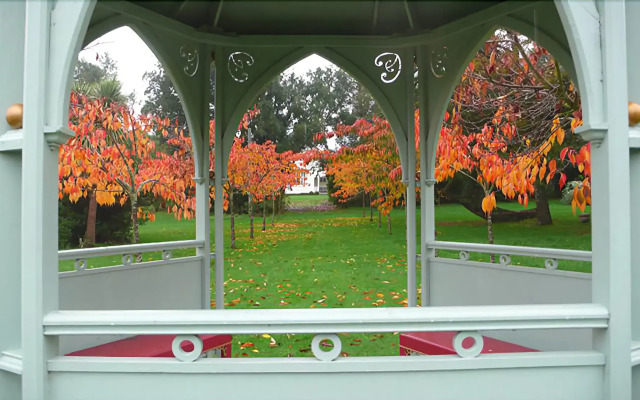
625, 0, 640, 346
406, 49, 418, 308
195, 56, 212, 310
213, 52, 225, 310
588, 1, 632, 398
417, 47, 435, 307
0, 1, 25, 397
21, 1, 59, 398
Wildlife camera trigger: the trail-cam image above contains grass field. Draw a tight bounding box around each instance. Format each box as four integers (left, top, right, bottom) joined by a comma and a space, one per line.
59, 197, 591, 357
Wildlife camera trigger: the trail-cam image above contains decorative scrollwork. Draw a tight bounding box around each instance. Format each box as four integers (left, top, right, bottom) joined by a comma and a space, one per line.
499, 255, 512, 265
180, 45, 199, 77
459, 251, 470, 261
162, 250, 172, 261
74, 259, 87, 271
431, 46, 448, 78
228, 52, 255, 83
122, 254, 134, 266
311, 334, 342, 361
172, 335, 204, 362
374, 52, 402, 83
452, 331, 484, 358
545, 258, 558, 270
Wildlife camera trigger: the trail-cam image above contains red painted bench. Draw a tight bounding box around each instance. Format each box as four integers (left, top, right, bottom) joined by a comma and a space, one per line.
400, 331, 537, 356
67, 334, 232, 359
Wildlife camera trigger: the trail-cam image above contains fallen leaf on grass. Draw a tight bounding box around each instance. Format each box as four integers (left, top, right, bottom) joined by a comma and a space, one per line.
240, 342, 255, 349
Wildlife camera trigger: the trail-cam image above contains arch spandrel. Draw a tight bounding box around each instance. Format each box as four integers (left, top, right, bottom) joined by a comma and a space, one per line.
214, 45, 307, 177
217, 45, 414, 177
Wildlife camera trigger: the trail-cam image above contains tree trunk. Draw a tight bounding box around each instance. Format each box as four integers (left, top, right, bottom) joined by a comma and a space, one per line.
378, 209, 382, 229
362, 194, 365, 217
262, 201, 266, 232
84, 190, 97, 246
534, 182, 553, 225
487, 212, 495, 263
369, 195, 373, 221
131, 198, 140, 244
387, 214, 392, 234
272, 195, 276, 226
230, 190, 236, 250
443, 173, 537, 222
249, 197, 254, 239
131, 196, 142, 262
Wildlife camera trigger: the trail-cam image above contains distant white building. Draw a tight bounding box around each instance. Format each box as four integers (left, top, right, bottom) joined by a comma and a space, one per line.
286, 160, 327, 195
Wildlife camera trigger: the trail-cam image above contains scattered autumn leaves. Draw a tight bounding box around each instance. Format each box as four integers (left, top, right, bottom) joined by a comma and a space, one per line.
213, 211, 410, 357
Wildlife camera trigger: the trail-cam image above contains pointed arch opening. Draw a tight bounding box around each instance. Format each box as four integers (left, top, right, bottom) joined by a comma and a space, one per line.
426, 26, 590, 270
59, 25, 202, 253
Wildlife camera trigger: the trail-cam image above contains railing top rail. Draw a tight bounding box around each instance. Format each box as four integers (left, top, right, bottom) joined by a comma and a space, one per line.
58, 240, 205, 261
44, 304, 608, 335
426, 241, 592, 262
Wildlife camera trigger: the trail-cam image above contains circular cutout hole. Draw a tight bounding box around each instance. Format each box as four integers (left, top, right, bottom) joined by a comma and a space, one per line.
461, 337, 475, 349
319, 339, 334, 351
181, 340, 195, 352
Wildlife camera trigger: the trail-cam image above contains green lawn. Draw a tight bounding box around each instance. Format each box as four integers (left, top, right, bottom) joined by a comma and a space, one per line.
59, 199, 591, 357
286, 193, 331, 208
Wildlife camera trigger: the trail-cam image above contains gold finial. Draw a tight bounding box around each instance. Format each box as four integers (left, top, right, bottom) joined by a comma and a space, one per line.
629, 101, 640, 127
5, 103, 23, 129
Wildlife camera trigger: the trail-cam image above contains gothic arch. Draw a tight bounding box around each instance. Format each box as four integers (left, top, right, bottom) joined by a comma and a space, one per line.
217, 46, 413, 176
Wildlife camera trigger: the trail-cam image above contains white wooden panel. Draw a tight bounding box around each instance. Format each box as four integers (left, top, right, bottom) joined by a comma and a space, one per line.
429, 259, 592, 351
58, 258, 203, 354
49, 358, 603, 400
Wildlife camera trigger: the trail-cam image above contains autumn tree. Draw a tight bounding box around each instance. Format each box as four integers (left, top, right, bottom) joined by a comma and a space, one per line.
445, 29, 582, 226
60, 92, 178, 244
228, 139, 303, 241
319, 115, 410, 234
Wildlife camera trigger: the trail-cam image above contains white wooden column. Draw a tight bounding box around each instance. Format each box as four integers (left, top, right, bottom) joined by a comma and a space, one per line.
405, 49, 417, 307
625, 1, 640, 397
195, 56, 212, 310
0, 1, 25, 397
213, 53, 225, 310
21, 1, 59, 398
417, 47, 436, 307
586, 1, 632, 398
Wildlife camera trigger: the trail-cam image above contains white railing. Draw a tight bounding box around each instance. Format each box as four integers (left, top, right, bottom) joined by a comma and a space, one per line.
425, 241, 591, 270
58, 240, 206, 270
43, 304, 607, 362
43, 304, 607, 335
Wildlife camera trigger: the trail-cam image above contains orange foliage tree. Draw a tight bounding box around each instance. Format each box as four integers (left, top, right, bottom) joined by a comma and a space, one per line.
228, 138, 303, 245
317, 114, 416, 234
60, 92, 182, 244
444, 29, 585, 228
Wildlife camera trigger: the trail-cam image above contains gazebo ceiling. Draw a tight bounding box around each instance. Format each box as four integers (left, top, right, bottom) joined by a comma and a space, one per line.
124, 1, 503, 36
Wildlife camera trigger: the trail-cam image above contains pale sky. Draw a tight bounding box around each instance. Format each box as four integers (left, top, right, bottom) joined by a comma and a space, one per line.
79, 26, 334, 110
